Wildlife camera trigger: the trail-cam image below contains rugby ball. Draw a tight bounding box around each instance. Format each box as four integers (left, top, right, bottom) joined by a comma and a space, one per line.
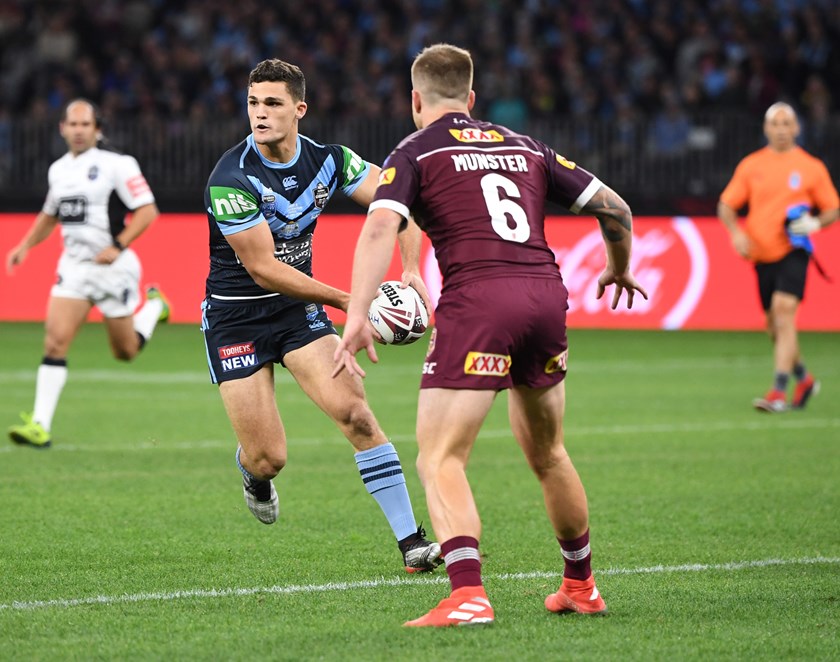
368, 281, 429, 345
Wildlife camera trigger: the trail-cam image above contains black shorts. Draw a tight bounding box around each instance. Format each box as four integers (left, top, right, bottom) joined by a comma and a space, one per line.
755, 249, 809, 311
200, 296, 337, 384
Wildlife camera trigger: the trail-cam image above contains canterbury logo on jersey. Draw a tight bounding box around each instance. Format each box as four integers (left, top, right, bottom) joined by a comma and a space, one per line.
449, 128, 504, 143
209, 186, 259, 220
464, 351, 511, 377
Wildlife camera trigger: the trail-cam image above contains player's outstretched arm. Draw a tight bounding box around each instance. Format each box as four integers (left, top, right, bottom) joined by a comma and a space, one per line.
580, 184, 648, 309
227, 221, 350, 310
6, 212, 58, 275
397, 218, 431, 313
333, 207, 403, 378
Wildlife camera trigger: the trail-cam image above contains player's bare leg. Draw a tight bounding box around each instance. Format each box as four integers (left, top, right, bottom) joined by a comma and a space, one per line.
220, 364, 285, 523
405, 388, 496, 627
285, 334, 387, 451
104, 315, 143, 361
286, 335, 441, 571
508, 382, 588, 540
509, 381, 607, 616
9, 297, 89, 447
755, 292, 801, 412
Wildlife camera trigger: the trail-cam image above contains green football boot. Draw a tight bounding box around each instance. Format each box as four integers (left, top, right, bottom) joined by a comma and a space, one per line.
8, 412, 52, 448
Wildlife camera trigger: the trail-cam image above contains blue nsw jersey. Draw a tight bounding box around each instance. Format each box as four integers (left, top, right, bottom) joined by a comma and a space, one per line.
204, 133, 370, 300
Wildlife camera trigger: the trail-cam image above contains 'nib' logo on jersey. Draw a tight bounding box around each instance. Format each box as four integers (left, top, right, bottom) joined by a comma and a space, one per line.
210, 186, 259, 220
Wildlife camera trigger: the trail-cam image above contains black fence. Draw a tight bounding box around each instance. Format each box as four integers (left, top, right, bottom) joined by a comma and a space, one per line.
2, 112, 839, 215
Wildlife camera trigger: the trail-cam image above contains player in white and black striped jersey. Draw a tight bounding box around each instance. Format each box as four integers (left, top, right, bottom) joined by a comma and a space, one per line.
5, 99, 170, 448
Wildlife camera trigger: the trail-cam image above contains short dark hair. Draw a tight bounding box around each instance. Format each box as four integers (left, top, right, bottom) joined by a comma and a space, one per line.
248, 59, 306, 101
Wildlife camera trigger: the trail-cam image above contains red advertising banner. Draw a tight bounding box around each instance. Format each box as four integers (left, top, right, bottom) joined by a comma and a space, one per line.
1, 213, 838, 330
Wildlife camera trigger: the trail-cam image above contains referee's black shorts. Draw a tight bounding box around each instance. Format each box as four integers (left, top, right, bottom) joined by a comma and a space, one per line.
201, 296, 337, 384
754, 248, 809, 311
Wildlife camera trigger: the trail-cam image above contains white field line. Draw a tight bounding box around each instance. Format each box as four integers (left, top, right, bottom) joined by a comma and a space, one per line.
0, 354, 784, 385
1, 556, 837, 612
0, 417, 837, 454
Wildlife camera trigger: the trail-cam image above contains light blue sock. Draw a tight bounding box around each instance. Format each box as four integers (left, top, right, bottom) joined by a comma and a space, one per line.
355, 442, 417, 541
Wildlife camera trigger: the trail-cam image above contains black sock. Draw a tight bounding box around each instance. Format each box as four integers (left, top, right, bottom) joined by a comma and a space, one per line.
792, 363, 807, 381
773, 371, 790, 392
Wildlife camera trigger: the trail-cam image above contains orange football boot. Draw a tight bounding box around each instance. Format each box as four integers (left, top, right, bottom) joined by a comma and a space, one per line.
545, 575, 608, 615
404, 586, 494, 627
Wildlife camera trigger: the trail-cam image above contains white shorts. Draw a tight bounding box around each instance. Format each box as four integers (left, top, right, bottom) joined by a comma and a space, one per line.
51, 250, 142, 318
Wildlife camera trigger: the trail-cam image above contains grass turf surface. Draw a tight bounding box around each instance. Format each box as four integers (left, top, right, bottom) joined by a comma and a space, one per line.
0, 322, 838, 661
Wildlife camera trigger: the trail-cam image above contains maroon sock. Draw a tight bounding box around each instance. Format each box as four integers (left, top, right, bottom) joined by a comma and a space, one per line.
558, 529, 592, 580
441, 536, 482, 590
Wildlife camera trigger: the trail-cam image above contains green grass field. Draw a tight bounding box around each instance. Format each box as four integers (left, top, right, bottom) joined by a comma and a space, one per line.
1, 322, 838, 661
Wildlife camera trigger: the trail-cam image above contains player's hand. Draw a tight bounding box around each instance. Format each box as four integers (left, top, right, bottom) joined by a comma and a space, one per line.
400, 270, 431, 315
333, 312, 379, 378
94, 245, 122, 264
787, 213, 821, 236
730, 228, 751, 259
596, 268, 649, 310
6, 245, 28, 275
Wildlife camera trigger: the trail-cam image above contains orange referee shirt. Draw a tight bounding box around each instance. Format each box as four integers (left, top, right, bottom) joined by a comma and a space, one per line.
720, 145, 839, 263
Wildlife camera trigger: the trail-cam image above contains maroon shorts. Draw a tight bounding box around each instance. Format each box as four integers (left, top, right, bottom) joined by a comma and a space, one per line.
421, 276, 569, 390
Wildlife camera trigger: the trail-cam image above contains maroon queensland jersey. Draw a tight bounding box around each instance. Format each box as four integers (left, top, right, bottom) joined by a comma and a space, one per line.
370, 112, 601, 290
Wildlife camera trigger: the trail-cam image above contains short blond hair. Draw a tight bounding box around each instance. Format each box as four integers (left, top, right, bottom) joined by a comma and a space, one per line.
411, 44, 473, 105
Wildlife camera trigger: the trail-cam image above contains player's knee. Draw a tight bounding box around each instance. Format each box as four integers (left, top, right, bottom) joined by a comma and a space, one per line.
527, 445, 567, 479
250, 449, 287, 479
336, 399, 378, 439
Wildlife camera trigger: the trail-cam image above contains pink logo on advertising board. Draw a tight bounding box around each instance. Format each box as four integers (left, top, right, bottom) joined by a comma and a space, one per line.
421, 217, 709, 330
556, 217, 709, 329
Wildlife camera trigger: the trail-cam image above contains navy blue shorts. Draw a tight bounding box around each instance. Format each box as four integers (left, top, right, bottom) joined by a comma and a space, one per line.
201, 296, 337, 384
755, 249, 809, 311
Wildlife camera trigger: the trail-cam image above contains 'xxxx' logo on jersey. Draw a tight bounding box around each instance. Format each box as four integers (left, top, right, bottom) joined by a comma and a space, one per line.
449, 129, 504, 143
464, 351, 511, 377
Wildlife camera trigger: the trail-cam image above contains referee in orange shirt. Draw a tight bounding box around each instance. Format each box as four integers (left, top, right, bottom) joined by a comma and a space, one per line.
718, 102, 839, 412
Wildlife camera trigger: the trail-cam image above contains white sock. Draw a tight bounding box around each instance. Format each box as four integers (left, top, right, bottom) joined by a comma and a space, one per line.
33, 363, 68, 431
133, 298, 164, 341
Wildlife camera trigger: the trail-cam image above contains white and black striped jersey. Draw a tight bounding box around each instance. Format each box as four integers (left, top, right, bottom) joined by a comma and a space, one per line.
42, 146, 154, 263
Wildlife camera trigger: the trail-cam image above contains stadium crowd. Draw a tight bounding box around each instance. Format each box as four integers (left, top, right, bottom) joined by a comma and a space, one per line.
1, 0, 838, 130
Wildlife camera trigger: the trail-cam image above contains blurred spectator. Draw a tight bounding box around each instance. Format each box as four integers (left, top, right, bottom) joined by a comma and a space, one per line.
648, 88, 692, 157
0, 0, 838, 124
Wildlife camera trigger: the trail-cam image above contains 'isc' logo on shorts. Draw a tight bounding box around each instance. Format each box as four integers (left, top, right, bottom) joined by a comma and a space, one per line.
544, 350, 568, 374
464, 351, 511, 377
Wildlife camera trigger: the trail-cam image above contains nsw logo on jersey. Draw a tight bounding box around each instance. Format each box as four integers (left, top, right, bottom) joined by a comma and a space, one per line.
449, 128, 504, 143
260, 190, 277, 218
209, 186, 259, 220
313, 183, 329, 209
